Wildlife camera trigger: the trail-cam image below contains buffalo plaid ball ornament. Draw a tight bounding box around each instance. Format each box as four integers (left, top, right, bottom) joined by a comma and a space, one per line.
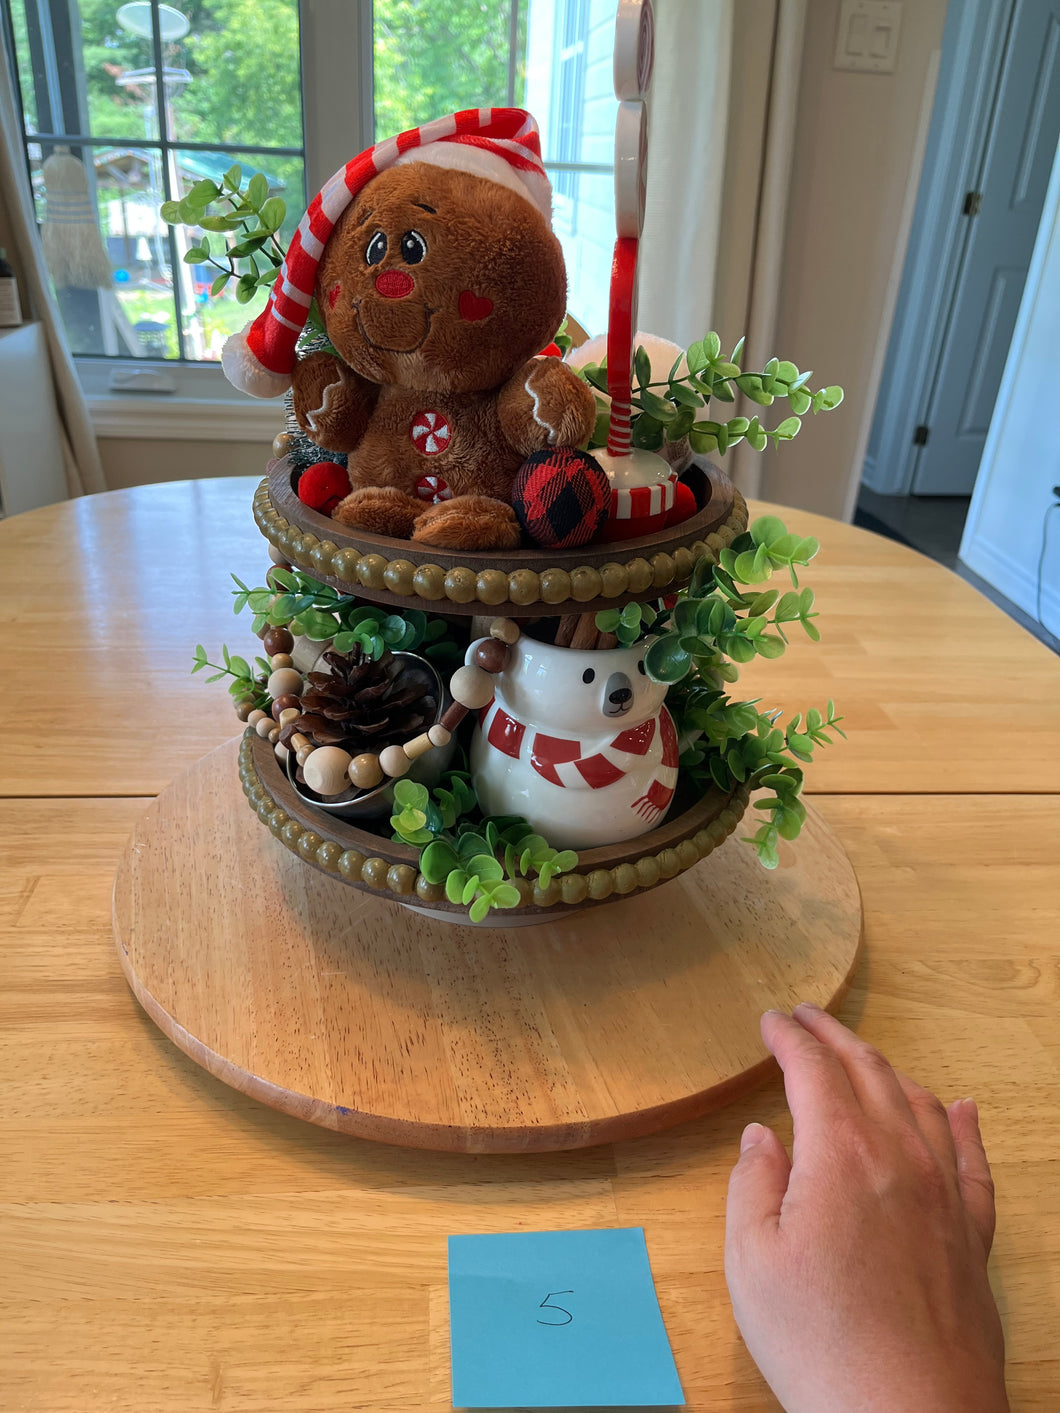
512, 448, 611, 548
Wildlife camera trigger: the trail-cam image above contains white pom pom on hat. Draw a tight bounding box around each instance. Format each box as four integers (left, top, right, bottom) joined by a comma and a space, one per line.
222, 107, 553, 399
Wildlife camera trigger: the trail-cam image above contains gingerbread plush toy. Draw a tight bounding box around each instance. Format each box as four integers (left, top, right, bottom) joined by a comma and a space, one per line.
222, 109, 596, 551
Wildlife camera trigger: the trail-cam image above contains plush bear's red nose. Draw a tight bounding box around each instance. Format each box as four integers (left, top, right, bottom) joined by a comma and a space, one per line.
375, 269, 414, 299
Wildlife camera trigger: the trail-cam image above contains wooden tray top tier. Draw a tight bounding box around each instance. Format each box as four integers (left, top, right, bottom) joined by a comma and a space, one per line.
254, 458, 749, 618
240, 729, 751, 918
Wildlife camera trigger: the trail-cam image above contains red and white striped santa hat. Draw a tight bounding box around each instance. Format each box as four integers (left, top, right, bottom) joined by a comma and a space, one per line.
222, 108, 552, 398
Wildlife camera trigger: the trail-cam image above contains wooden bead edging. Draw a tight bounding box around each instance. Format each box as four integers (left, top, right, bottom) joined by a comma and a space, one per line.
252, 470, 749, 617
238, 729, 751, 915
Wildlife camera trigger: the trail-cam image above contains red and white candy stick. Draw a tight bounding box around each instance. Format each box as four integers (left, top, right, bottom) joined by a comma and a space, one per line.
606, 0, 654, 459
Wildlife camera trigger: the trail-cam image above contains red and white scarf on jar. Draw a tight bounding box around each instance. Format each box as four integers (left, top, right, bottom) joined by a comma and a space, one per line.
479, 700, 679, 819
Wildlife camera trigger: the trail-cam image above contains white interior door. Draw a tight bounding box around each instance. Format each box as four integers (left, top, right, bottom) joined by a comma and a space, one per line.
912, 0, 1060, 495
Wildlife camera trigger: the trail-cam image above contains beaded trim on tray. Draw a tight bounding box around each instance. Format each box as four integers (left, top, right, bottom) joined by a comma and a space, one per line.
252, 477, 749, 607
238, 729, 751, 911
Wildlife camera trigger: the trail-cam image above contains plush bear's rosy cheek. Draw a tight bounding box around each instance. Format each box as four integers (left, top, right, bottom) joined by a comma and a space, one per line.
326, 283, 341, 311
458, 290, 494, 322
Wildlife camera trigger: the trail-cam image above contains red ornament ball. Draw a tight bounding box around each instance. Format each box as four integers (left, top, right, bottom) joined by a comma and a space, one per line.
665, 480, 698, 527
297, 461, 349, 516
512, 448, 610, 549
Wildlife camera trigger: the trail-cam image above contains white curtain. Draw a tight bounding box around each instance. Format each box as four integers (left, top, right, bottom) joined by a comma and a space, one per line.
723, 0, 807, 499
638, 0, 734, 347
638, 0, 808, 501
0, 40, 106, 497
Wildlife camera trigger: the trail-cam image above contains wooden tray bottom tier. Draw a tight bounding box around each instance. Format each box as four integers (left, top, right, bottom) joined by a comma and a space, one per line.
112, 737, 863, 1153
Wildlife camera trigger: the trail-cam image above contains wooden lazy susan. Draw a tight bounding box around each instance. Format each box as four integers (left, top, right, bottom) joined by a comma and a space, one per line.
113, 737, 862, 1152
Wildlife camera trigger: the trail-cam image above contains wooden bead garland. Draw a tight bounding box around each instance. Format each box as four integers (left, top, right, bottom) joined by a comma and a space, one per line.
378, 744, 410, 779
449, 665, 495, 711
262, 625, 294, 656
302, 746, 353, 797
250, 616, 523, 801
267, 666, 302, 698
349, 754, 384, 790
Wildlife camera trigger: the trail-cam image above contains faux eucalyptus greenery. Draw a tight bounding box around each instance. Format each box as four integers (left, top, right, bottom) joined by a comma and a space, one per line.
597, 513, 845, 868
231, 567, 461, 667
161, 165, 290, 306
572, 332, 844, 456
390, 777, 578, 923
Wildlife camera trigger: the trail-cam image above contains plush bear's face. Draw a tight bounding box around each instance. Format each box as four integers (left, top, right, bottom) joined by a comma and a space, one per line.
486, 636, 669, 739
315, 163, 566, 394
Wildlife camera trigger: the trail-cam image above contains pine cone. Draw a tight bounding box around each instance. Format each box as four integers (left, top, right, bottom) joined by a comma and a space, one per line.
280, 647, 434, 755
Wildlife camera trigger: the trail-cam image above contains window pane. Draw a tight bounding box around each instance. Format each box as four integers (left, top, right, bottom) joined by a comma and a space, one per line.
7, 1, 38, 130
548, 167, 612, 337
370, 0, 616, 340
30, 144, 176, 355
7, 0, 306, 363
163, 0, 303, 149
525, 0, 617, 167
169, 148, 305, 362
29, 143, 302, 361
373, 0, 526, 137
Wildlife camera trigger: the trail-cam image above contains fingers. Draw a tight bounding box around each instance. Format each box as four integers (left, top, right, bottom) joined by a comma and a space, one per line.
791, 1002, 916, 1124
725, 1122, 792, 1258
948, 1098, 997, 1256
761, 1009, 861, 1145
791, 1006, 967, 1182
896, 1069, 959, 1174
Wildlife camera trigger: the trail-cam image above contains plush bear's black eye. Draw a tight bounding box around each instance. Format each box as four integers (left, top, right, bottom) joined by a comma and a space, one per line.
582, 668, 595, 684
400, 230, 428, 265
365, 231, 387, 265
637, 660, 646, 675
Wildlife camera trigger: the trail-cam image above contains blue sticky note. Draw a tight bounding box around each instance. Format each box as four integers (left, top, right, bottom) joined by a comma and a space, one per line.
447, 1227, 685, 1408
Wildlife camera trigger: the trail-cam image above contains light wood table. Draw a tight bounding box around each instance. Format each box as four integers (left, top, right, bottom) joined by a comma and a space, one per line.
2, 480, 1059, 1411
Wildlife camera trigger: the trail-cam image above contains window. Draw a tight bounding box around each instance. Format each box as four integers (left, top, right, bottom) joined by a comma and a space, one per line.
2, 0, 614, 398
5, 0, 305, 364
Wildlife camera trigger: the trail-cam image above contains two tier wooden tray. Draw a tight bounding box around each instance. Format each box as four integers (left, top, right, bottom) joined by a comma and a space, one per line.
113, 465, 862, 1151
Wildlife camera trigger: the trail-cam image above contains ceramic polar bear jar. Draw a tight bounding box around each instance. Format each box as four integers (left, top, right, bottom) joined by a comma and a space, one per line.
469, 635, 679, 850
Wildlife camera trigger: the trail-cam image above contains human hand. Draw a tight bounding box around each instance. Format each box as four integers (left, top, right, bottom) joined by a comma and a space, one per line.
724, 1004, 1007, 1413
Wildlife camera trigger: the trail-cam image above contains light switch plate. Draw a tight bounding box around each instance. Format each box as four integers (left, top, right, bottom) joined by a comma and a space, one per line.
834, 0, 902, 73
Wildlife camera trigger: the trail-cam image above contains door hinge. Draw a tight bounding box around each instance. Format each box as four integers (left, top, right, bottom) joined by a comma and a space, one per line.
914, 424, 930, 446
963, 190, 983, 216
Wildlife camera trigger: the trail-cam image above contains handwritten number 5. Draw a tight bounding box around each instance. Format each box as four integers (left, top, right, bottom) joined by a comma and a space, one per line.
537, 1290, 574, 1326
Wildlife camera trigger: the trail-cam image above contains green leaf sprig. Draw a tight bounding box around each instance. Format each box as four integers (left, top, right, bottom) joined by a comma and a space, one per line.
573, 331, 843, 455
191, 642, 271, 707
161, 164, 287, 304
595, 600, 658, 645
389, 773, 477, 846
231, 569, 460, 667
389, 785, 578, 923
628, 515, 821, 685
671, 683, 845, 868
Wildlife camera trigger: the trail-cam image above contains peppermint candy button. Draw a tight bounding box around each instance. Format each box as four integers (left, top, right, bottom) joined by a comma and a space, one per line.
410, 409, 451, 455
415, 474, 453, 504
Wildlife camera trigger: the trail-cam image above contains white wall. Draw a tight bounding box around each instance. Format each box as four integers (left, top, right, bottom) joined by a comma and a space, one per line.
959, 136, 1060, 632
757, 0, 948, 520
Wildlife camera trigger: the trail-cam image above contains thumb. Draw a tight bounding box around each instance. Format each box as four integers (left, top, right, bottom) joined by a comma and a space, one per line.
725, 1123, 791, 1256
947, 1098, 997, 1256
